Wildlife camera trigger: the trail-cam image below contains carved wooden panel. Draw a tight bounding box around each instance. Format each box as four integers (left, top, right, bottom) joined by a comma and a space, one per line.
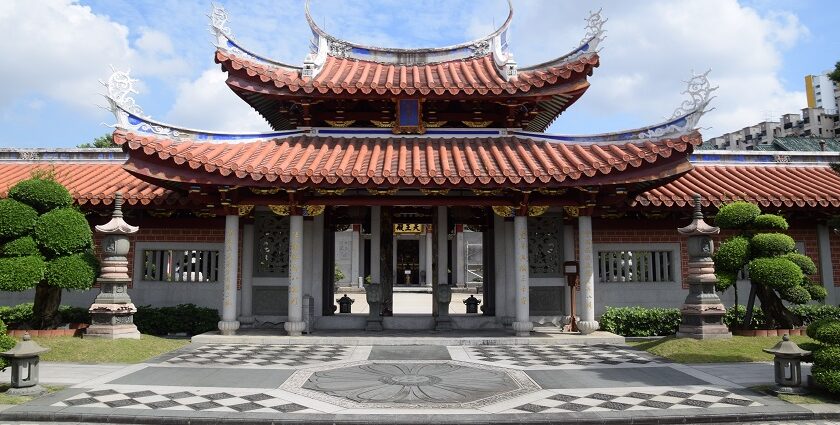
527, 215, 563, 277
254, 213, 290, 277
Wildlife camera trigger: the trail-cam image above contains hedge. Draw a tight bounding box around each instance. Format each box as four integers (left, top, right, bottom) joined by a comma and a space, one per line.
598, 306, 681, 337
724, 305, 767, 329
812, 320, 840, 346
0, 255, 45, 291
713, 236, 750, 273
34, 208, 93, 257
134, 304, 219, 336
715, 201, 761, 229
812, 367, 840, 394
8, 178, 73, 214
0, 199, 38, 240
45, 253, 97, 290
791, 304, 840, 324
752, 214, 789, 231
750, 233, 796, 258
0, 319, 16, 371
748, 257, 803, 290
0, 303, 89, 327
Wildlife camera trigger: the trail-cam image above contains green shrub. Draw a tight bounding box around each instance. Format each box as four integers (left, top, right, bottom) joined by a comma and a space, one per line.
134, 304, 219, 336
813, 320, 840, 346
58, 306, 89, 324
807, 318, 832, 339
0, 319, 16, 371
0, 255, 45, 291
34, 208, 92, 257
724, 305, 767, 329
0, 303, 34, 326
814, 346, 840, 366
715, 271, 737, 292
714, 236, 751, 273
792, 304, 840, 324
0, 199, 38, 239
1, 236, 38, 257
715, 201, 761, 229
779, 284, 811, 304
781, 253, 817, 275
45, 253, 97, 290
748, 257, 803, 290
752, 214, 789, 230
805, 284, 828, 302
8, 178, 73, 214
750, 233, 796, 258
812, 367, 840, 394
598, 306, 681, 337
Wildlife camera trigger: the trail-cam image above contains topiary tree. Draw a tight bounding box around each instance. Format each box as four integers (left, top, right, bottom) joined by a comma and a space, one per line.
0, 174, 97, 329
712, 201, 823, 329
807, 319, 840, 394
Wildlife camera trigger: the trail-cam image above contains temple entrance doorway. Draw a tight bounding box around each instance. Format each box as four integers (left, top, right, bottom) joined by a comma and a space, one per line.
395, 239, 420, 286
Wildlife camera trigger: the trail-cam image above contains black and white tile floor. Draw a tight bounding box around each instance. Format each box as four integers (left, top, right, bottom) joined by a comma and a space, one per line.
462, 344, 658, 367
162, 344, 355, 367
56, 388, 315, 413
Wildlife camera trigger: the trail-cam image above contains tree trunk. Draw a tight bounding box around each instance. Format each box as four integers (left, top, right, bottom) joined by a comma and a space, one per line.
756, 284, 801, 329
32, 282, 62, 329
744, 282, 758, 328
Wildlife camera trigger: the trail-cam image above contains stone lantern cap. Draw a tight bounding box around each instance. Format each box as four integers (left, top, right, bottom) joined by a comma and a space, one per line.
763, 335, 811, 358
1, 333, 49, 358
95, 192, 139, 235
677, 194, 719, 236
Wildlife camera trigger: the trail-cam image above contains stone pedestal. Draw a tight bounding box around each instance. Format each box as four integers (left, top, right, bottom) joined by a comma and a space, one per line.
435, 285, 453, 331
676, 194, 731, 339
87, 193, 141, 340
365, 283, 384, 331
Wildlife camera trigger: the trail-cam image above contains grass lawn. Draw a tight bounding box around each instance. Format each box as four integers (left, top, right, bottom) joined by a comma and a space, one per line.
28, 335, 189, 364
628, 335, 816, 363
0, 385, 61, 405
751, 385, 840, 405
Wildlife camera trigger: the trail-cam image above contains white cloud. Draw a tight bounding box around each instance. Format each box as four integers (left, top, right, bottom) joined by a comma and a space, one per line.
0, 0, 187, 113
510, 0, 809, 137
164, 68, 270, 132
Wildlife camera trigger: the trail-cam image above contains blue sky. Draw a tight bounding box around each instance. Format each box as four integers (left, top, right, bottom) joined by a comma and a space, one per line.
0, 0, 837, 148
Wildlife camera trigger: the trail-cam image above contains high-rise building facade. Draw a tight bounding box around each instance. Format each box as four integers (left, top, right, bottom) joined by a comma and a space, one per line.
805, 72, 839, 114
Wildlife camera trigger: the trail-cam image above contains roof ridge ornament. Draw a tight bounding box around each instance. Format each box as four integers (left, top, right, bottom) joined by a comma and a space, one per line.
101, 66, 146, 120
580, 9, 607, 51
209, 3, 233, 46
670, 69, 717, 120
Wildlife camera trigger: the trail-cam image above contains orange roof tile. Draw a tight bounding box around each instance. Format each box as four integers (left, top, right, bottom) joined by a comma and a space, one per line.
0, 163, 179, 206
637, 165, 840, 208
216, 50, 599, 96
115, 129, 700, 188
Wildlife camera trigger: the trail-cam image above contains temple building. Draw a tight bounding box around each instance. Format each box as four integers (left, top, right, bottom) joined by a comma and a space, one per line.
1, 3, 839, 335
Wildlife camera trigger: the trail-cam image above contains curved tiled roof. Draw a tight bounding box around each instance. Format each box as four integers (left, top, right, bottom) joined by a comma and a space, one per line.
216, 50, 599, 96
637, 165, 840, 208
114, 129, 700, 188
0, 163, 178, 206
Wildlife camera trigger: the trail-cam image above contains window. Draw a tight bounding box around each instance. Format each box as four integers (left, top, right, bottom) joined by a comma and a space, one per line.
528, 215, 563, 277
254, 213, 290, 277
141, 249, 220, 282
594, 243, 680, 284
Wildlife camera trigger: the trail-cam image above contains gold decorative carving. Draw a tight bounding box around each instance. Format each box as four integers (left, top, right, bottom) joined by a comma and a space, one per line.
394, 223, 424, 234
194, 210, 217, 218
269, 205, 291, 216
250, 187, 281, 195
563, 206, 580, 218
473, 189, 503, 196
303, 205, 325, 216
492, 206, 514, 217
315, 188, 346, 196
325, 120, 356, 128
367, 188, 398, 196
370, 120, 395, 128
462, 120, 494, 128
147, 210, 174, 218
528, 205, 550, 217
237, 205, 254, 217
419, 189, 449, 196
423, 120, 447, 128
537, 188, 568, 196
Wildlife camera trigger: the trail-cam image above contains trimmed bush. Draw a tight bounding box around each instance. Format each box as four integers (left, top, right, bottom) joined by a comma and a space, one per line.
8, 178, 73, 214
0, 199, 38, 240
792, 304, 840, 324
134, 304, 219, 336
805, 284, 828, 302
750, 233, 796, 258
748, 257, 803, 290
1, 236, 38, 257
807, 318, 832, 339
752, 214, 789, 230
813, 320, 840, 346
598, 306, 681, 337
0, 303, 34, 326
814, 346, 840, 367
34, 208, 92, 257
781, 253, 818, 275
715, 271, 737, 292
715, 201, 761, 229
724, 305, 767, 329
713, 236, 751, 273
0, 319, 16, 371
812, 367, 840, 394
0, 255, 45, 291
779, 284, 811, 304
58, 305, 89, 324
45, 253, 97, 290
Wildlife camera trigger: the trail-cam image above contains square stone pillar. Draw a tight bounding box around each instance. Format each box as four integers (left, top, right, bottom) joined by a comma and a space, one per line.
218, 214, 240, 335
455, 224, 465, 287
425, 226, 434, 287
239, 224, 255, 325
577, 215, 599, 334
285, 214, 306, 336
512, 214, 533, 336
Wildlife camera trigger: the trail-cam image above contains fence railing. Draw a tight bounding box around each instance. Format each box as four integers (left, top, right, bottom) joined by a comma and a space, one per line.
141, 249, 220, 283
597, 250, 674, 283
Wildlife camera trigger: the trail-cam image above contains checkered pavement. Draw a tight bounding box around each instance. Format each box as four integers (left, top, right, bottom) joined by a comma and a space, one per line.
163, 344, 353, 367
506, 387, 762, 413
56, 389, 313, 413
465, 344, 656, 367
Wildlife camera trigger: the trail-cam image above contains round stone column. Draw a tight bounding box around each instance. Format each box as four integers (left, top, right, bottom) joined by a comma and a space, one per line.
512, 214, 533, 336
218, 214, 240, 335
577, 215, 599, 334
284, 214, 306, 336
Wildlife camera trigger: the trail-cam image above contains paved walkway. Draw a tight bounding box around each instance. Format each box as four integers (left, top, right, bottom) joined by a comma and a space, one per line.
1, 342, 837, 424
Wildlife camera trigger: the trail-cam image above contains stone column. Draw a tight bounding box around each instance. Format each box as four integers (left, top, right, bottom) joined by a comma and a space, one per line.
370, 207, 381, 283
87, 193, 141, 339
817, 224, 837, 306
239, 224, 255, 325
563, 224, 576, 323
503, 219, 515, 326
436, 206, 448, 285
218, 214, 240, 335
350, 224, 361, 288
285, 213, 306, 336
425, 225, 433, 287
512, 214, 533, 336
455, 224, 465, 287
577, 215, 599, 334
493, 215, 507, 320
677, 194, 731, 339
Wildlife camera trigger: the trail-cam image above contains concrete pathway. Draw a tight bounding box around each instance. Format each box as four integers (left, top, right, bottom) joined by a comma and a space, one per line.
2, 341, 837, 424
0, 363, 128, 386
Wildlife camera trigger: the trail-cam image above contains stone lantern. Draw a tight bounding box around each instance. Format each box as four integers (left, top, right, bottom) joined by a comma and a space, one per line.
435, 284, 453, 330
676, 194, 731, 339
1, 332, 49, 396
87, 192, 141, 339
337, 294, 354, 314
763, 335, 811, 394
464, 295, 481, 314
